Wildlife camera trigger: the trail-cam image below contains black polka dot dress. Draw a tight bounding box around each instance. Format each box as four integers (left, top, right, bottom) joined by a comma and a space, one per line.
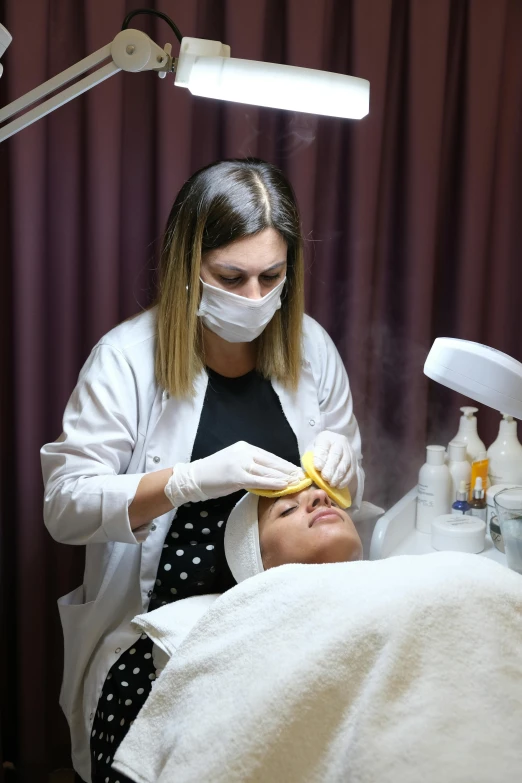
90, 368, 300, 783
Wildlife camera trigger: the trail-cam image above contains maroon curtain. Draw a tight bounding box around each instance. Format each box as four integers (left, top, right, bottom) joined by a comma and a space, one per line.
1, 0, 522, 779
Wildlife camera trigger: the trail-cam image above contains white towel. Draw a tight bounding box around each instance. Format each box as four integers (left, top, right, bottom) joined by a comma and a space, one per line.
131, 594, 220, 676
114, 552, 522, 783
224, 491, 264, 583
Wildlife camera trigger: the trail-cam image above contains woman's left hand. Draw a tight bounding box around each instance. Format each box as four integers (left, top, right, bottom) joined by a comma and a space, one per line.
310, 430, 358, 489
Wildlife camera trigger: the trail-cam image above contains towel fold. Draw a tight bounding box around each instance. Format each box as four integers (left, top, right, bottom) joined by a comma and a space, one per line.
132, 594, 220, 676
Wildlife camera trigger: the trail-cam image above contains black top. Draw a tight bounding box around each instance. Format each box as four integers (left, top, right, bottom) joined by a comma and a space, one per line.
149, 367, 301, 603
192, 368, 300, 465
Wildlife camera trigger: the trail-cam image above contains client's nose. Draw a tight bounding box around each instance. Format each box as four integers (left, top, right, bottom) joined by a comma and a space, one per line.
308, 487, 332, 509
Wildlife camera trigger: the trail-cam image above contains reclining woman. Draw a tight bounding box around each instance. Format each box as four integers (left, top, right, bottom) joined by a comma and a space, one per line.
112, 485, 522, 783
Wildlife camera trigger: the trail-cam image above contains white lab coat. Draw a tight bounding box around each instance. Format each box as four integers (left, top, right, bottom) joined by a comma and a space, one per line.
40, 306, 364, 782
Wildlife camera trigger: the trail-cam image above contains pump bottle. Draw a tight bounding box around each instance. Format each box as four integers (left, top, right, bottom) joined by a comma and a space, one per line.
487, 414, 522, 485
417, 445, 451, 533
452, 407, 486, 463
447, 441, 472, 502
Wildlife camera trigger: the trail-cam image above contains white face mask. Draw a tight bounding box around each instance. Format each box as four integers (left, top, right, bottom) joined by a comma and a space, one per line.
197, 276, 286, 343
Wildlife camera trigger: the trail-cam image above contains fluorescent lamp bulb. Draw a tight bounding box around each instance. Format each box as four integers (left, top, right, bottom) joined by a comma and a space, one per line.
175, 37, 369, 120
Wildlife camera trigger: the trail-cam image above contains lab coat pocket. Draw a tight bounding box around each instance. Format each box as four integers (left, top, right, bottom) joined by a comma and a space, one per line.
57, 585, 95, 722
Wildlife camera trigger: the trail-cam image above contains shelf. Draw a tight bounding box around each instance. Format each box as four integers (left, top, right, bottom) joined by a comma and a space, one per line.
369, 487, 507, 566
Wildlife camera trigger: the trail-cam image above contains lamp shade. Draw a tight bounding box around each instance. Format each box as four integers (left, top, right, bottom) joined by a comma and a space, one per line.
424, 338, 522, 419
175, 37, 369, 119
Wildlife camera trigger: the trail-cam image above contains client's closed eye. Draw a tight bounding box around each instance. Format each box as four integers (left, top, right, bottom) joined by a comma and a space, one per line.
279, 504, 298, 518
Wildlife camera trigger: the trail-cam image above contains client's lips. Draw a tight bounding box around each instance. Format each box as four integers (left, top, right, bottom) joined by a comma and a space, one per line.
310, 508, 343, 527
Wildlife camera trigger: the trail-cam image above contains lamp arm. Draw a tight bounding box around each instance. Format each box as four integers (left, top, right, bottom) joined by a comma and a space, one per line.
0, 28, 175, 143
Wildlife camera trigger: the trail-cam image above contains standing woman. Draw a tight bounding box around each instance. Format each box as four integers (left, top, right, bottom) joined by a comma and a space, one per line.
41, 158, 364, 783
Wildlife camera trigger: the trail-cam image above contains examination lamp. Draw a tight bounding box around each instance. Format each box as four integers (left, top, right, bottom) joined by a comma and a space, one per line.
424, 338, 522, 419
0, 10, 369, 143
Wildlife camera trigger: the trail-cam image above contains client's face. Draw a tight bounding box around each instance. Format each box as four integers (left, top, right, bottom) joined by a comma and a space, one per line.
257, 485, 363, 570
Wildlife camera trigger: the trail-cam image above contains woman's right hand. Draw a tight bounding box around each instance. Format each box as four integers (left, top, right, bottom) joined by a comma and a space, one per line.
164, 441, 304, 507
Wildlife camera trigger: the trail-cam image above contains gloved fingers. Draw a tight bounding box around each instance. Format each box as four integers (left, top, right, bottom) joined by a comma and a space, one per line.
337, 464, 356, 490
241, 474, 291, 491
310, 431, 331, 471
287, 468, 307, 486
248, 462, 304, 484
318, 439, 345, 484
250, 448, 303, 477
330, 455, 356, 489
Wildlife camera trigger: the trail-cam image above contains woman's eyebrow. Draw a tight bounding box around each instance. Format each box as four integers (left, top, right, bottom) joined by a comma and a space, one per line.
211, 263, 244, 272
211, 261, 286, 273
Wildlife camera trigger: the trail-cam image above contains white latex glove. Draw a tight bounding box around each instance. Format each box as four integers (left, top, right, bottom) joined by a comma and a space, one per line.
164, 441, 305, 507
310, 430, 358, 489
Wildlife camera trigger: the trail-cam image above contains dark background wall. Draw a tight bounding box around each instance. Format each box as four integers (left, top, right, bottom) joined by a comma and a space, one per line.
1, 0, 522, 779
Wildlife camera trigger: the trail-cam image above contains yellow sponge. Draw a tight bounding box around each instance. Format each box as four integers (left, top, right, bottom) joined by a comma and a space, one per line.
248, 452, 352, 509
300, 451, 352, 509
249, 476, 313, 498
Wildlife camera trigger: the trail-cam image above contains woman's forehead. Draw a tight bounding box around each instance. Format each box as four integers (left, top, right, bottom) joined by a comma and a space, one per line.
202, 228, 287, 269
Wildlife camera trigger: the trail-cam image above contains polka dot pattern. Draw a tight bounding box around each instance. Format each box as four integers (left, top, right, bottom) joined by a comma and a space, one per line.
91, 491, 241, 783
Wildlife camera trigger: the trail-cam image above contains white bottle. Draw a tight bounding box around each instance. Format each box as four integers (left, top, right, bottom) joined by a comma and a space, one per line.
416, 445, 452, 533
452, 406, 486, 463
447, 440, 472, 502
487, 413, 522, 485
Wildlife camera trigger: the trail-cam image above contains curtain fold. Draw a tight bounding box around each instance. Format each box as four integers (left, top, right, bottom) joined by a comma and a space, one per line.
1, 1, 522, 779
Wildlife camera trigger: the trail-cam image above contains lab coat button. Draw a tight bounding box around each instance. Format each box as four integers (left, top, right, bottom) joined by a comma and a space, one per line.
153, 455, 160, 464
151, 523, 157, 531
115, 648, 121, 654
147, 590, 153, 597
309, 419, 316, 426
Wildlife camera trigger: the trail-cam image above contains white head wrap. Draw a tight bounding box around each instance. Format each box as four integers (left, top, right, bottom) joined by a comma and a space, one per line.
224, 492, 265, 583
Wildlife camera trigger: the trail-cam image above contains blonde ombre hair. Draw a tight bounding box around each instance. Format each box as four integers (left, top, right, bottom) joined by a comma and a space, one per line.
155, 159, 305, 398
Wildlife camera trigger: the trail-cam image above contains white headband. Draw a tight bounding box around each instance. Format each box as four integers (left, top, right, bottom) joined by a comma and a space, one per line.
224, 492, 264, 583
